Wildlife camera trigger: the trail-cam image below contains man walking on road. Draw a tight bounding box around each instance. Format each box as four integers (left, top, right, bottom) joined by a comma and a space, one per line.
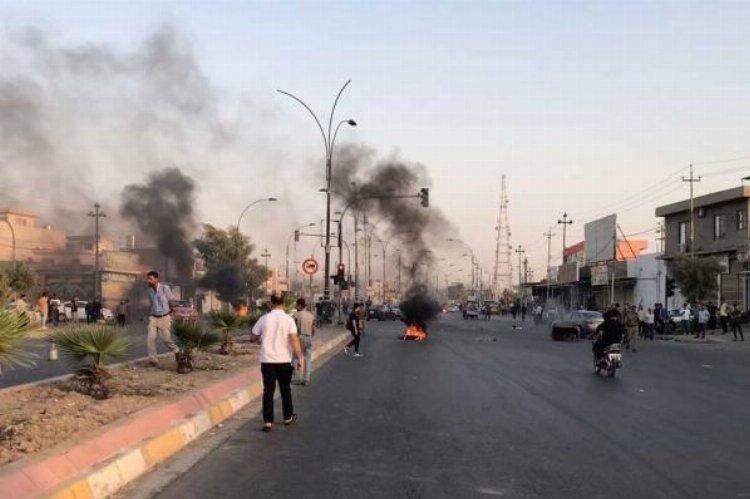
252, 293, 304, 432
345, 303, 363, 357
730, 303, 745, 341
293, 298, 316, 385
624, 305, 639, 352
146, 271, 179, 367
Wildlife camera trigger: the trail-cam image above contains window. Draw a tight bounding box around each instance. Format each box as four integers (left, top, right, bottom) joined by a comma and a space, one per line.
678, 221, 687, 251
738, 210, 745, 230
714, 215, 726, 240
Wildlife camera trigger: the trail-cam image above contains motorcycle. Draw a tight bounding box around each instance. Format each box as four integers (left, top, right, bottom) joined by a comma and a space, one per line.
594, 343, 623, 377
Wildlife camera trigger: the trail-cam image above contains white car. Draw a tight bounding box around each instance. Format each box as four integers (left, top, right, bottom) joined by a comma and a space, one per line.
63, 301, 114, 323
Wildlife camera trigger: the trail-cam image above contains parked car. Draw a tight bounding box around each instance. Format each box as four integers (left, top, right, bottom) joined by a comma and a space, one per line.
446, 305, 459, 313
377, 306, 397, 321
391, 306, 402, 320
61, 301, 113, 323
172, 301, 199, 321
367, 306, 380, 320
550, 310, 604, 341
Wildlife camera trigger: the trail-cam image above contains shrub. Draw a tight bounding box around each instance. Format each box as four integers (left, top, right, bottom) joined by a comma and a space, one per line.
172, 320, 221, 373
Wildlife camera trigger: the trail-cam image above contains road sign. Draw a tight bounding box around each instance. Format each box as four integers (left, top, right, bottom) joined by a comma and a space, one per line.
302, 258, 319, 275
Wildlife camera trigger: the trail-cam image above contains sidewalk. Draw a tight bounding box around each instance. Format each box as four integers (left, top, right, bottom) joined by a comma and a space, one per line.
657, 331, 749, 345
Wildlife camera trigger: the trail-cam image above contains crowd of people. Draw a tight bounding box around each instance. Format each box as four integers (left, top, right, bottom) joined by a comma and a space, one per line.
9, 292, 133, 328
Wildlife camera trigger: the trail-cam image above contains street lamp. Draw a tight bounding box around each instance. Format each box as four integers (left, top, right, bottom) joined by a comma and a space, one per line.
278, 81, 356, 306
448, 238, 478, 296
286, 222, 316, 293
237, 197, 278, 230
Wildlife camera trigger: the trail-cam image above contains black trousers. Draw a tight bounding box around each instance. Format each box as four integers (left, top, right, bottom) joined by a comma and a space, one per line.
261, 363, 294, 423
732, 321, 744, 340
721, 316, 729, 333
347, 330, 361, 353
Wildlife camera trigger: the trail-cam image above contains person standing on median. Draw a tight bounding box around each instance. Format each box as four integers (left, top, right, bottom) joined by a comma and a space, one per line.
293, 298, 316, 385
252, 293, 304, 432
146, 271, 179, 367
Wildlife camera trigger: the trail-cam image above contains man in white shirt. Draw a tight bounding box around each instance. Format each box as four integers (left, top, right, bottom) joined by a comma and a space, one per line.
680, 304, 692, 335
252, 293, 304, 432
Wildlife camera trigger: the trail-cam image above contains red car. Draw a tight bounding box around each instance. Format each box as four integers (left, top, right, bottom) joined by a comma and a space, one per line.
172, 301, 199, 321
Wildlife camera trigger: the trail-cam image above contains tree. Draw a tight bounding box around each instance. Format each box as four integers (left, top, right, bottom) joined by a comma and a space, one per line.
193, 225, 268, 306
172, 320, 221, 373
6, 263, 38, 295
0, 310, 36, 375
669, 254, 723, 303
209, 309, 248, 355
49, 326, 131, 399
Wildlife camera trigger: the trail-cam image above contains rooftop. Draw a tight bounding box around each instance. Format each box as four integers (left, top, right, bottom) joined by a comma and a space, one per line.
655, 186, 750, 217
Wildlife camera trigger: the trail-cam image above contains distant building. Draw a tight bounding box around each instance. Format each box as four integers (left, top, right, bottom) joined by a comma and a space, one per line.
0, 208, 67, 262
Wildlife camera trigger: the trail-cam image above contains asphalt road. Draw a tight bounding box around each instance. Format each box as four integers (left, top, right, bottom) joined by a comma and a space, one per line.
0, 322, 172, 388
150, 313, 750, 499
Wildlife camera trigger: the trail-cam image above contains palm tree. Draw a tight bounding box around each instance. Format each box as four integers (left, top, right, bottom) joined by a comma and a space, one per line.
172, 320, 221, 373
0, 311, 36, 375
49, 326, 131, 400
209, 309, 248, 355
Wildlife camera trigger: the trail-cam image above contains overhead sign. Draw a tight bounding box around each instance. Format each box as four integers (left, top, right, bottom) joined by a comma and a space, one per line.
302, 258, 319, 275
590, 263, 610, 286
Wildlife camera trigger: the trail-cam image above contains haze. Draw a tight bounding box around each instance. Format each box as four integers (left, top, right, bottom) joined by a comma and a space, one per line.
2, 0, 749, 282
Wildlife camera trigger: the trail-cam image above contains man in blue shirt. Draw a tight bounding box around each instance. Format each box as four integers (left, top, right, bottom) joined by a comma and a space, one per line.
146, 270, 179, 366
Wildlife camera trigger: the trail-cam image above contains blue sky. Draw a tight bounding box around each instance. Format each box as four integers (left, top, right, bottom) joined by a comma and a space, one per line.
3, 0, 750, 282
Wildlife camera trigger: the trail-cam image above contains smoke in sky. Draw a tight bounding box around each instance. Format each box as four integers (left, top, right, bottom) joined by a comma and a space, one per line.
120, 168, 197, 280
0, 24, 282, 237
330, 143, 455, 283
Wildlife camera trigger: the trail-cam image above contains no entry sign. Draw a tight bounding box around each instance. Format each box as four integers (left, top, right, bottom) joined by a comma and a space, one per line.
302, 258, 319, 275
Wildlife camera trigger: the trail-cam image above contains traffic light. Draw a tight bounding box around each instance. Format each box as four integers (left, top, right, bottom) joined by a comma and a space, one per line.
294, 230, 300, 242
337, 263, 345, 285
666, 277, 676, 298
419, 187, 429, 207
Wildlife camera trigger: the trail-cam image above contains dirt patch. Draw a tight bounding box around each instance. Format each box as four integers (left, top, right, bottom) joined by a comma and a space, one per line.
0, 344, 259, 465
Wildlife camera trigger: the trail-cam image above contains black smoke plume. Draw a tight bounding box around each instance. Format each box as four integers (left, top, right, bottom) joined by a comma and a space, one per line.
330, 144, 455, 283
120, 168, 197, 279
400, 285, 442, 330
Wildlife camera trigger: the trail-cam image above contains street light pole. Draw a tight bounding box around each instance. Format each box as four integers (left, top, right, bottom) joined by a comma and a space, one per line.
515, 245, 525, 297
286, 223, 315, 293
237, 197, 278, 231
278, 81, 356, 307
87, 203, 106, 299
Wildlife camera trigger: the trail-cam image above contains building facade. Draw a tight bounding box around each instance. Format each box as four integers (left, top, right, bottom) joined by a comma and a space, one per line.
655, 185, 750, 307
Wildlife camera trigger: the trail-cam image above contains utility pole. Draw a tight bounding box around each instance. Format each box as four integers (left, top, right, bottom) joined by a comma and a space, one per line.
515, 245, 525, 297
682, 164, 701, 257
396, 249, 402, 298
524, 258, 530, 286
87, 203, 106, 299
544, 227, 555, 300
557, 212, 573, 265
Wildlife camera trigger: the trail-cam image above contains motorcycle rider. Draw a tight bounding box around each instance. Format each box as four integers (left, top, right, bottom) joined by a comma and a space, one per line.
592, 309, 624, 361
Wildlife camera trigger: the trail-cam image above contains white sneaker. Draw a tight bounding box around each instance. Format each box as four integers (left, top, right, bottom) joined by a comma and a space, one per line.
353, 352, 364, 358
343, 346, 349, 355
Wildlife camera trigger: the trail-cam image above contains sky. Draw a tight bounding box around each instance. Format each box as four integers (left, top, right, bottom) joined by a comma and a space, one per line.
2, 0, 750, 285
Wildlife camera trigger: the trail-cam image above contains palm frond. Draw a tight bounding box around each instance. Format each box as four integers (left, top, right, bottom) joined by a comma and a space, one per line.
208, 309, 248, 332
173, 321, 221, 351
49, 326, 131, 368
0, 311, 36, 371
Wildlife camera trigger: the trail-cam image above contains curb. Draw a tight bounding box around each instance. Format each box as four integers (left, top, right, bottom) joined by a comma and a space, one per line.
0, 331, 349, 499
